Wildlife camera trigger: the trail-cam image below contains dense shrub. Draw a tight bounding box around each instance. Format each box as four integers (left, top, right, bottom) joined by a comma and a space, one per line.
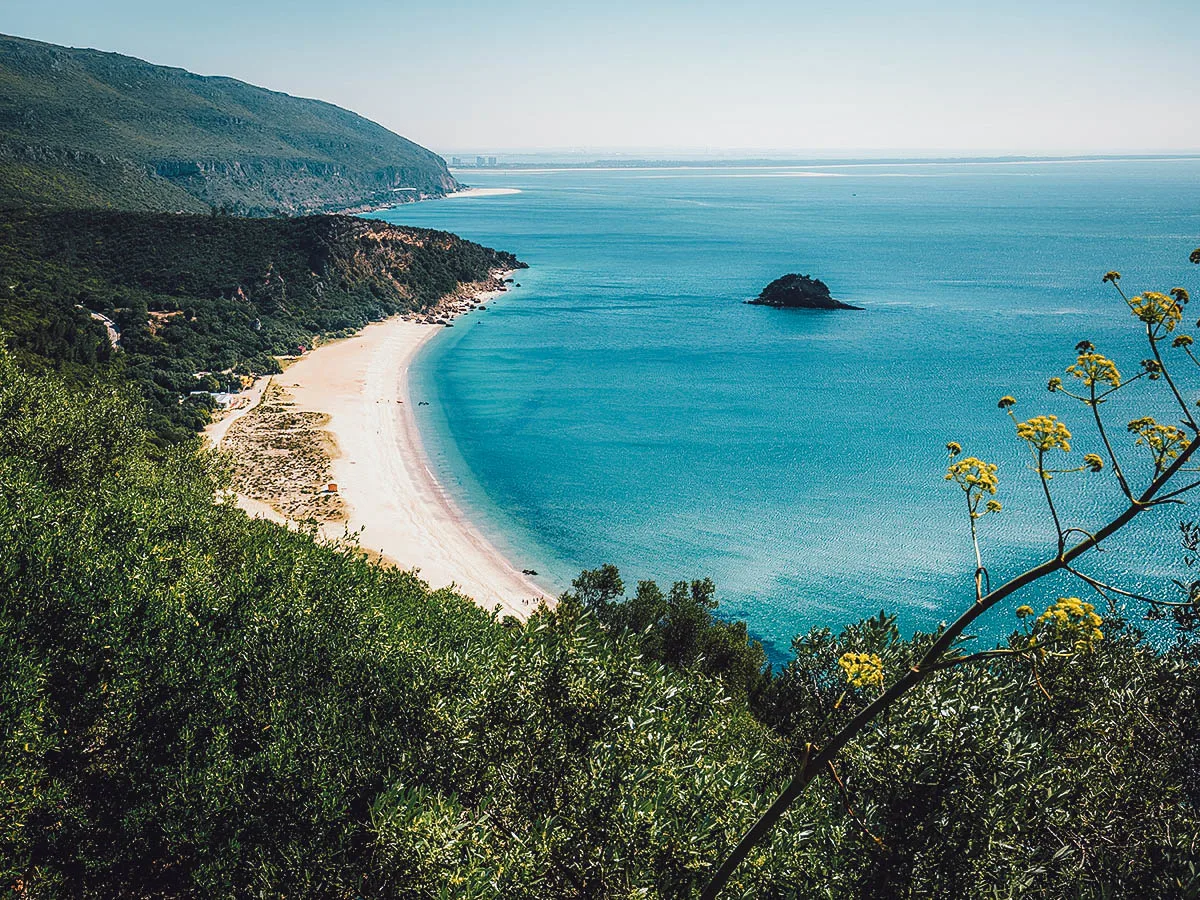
1, 354, 1197, 897
0, 209, 522, 443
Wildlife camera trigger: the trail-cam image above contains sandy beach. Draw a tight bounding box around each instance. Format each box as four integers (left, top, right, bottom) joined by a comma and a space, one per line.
445, 186, 522, 198
211, 302, 551, 619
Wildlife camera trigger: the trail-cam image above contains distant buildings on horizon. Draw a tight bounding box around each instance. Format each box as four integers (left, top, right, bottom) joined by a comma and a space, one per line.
449, 155, 499, 168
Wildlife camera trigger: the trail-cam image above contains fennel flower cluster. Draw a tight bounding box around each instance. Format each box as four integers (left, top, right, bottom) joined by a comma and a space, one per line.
1128, 291, 1183, 331
1015, 415, 1072, 453
1128, 416, 1190, 467
945, 456, 999, 495
1035, 596, 1104, 653
1066, 352, 1121, 389
838, 652, 884, 689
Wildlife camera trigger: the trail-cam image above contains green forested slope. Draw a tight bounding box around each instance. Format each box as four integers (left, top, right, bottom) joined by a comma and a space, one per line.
1, 353, 1197, 898
0, 33, 458, 214
0, 208, 520, 442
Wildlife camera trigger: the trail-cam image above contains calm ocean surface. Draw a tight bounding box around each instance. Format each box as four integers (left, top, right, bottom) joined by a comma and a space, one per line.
374, 160, 1200, 660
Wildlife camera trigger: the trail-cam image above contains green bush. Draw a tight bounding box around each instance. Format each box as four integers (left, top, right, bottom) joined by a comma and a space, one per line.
1, 353, 1197, 898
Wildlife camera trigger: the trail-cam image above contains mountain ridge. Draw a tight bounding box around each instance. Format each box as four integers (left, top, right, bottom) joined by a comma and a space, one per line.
0, 33, 458, 215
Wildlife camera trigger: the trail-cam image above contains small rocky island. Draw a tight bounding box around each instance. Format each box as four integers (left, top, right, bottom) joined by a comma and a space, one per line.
746, 274, 862, 310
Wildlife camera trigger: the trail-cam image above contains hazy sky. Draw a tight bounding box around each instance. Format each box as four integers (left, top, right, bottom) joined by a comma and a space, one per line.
6, 0, 1200, 155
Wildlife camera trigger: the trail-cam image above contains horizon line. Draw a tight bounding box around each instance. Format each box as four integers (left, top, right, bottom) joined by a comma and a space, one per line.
439, 149, 1200, 159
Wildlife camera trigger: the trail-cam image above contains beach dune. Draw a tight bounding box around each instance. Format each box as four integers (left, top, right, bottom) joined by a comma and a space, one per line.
224, 316, 551, 619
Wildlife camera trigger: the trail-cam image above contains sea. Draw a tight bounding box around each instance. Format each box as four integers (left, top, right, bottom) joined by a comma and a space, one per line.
371, 158, 1200, 661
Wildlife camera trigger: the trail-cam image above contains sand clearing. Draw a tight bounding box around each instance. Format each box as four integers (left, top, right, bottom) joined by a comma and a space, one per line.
204, 375, 271, 447
224, 315, 550, 619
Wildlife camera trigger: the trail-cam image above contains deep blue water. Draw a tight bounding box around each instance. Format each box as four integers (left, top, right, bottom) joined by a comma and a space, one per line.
373, 160, 1200, 660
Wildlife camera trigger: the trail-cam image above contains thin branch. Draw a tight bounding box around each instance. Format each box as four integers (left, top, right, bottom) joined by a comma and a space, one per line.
1062, 527, 1105, 552
1149, 479, 1200, 504
1183, 345, 1200, 371
1036, 448, 1067, 556
1146, 596, 1200, 608
826, 761, 885, 847
1064, 564, 1159, 605
976, 565, 991, 598
1149, 331, 1199, 432
1090, 382, 1135, 501
1030, 658, 1053, 701
968, 492, 984, 603
1096, 369, 1148, 400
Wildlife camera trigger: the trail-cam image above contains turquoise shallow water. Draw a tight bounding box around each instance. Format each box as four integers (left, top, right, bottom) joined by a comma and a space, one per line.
374, 160, 1200, 660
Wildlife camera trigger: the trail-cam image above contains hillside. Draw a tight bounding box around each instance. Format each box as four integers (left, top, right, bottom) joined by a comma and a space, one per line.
1, 353, 1197, 896
0, 33, 458, 215
0, 208, 521, 441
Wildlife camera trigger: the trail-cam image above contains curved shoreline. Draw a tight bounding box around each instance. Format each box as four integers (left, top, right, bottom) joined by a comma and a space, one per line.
218, 314, 552, 619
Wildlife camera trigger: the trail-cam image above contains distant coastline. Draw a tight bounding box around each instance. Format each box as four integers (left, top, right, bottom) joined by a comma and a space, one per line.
334, 189, 454, 216
445, 186, 523, 198
336, 186, 521, 216
446, 153, 1200, 172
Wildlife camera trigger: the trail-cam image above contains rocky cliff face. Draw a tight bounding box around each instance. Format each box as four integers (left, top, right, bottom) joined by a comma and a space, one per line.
297, 215, 524, 304
0, 33, 459, 215
151, 157, 459, 216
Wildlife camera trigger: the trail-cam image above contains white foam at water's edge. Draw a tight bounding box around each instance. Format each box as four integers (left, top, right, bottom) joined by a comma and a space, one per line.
443, 187, 523, 198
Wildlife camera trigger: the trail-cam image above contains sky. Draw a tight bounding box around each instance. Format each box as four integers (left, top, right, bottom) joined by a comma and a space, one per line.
5, 0, 1200, 156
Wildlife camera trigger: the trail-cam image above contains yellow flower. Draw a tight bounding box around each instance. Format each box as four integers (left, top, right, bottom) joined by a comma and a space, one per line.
946, 441, 962, 457
945, 456, 999, 495
1129, 291, 1183, 331
1171, 287, 1190, 305
1015, 415, 1072, 453
1083, 453, 1104, 472
838, 652, 884, 689
1173, 335, 1194, 348
998, 396, 1017, 409
985, 499, 1002, 513
1066, 352, 1121, 388
1047, 376, 1063, 392
1034, 597, 1104, 653
1015, 605, 1034, 618
1103, 271, 1121, 284
1127, 416, 1190, 469
1190, 248, 1200, 265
